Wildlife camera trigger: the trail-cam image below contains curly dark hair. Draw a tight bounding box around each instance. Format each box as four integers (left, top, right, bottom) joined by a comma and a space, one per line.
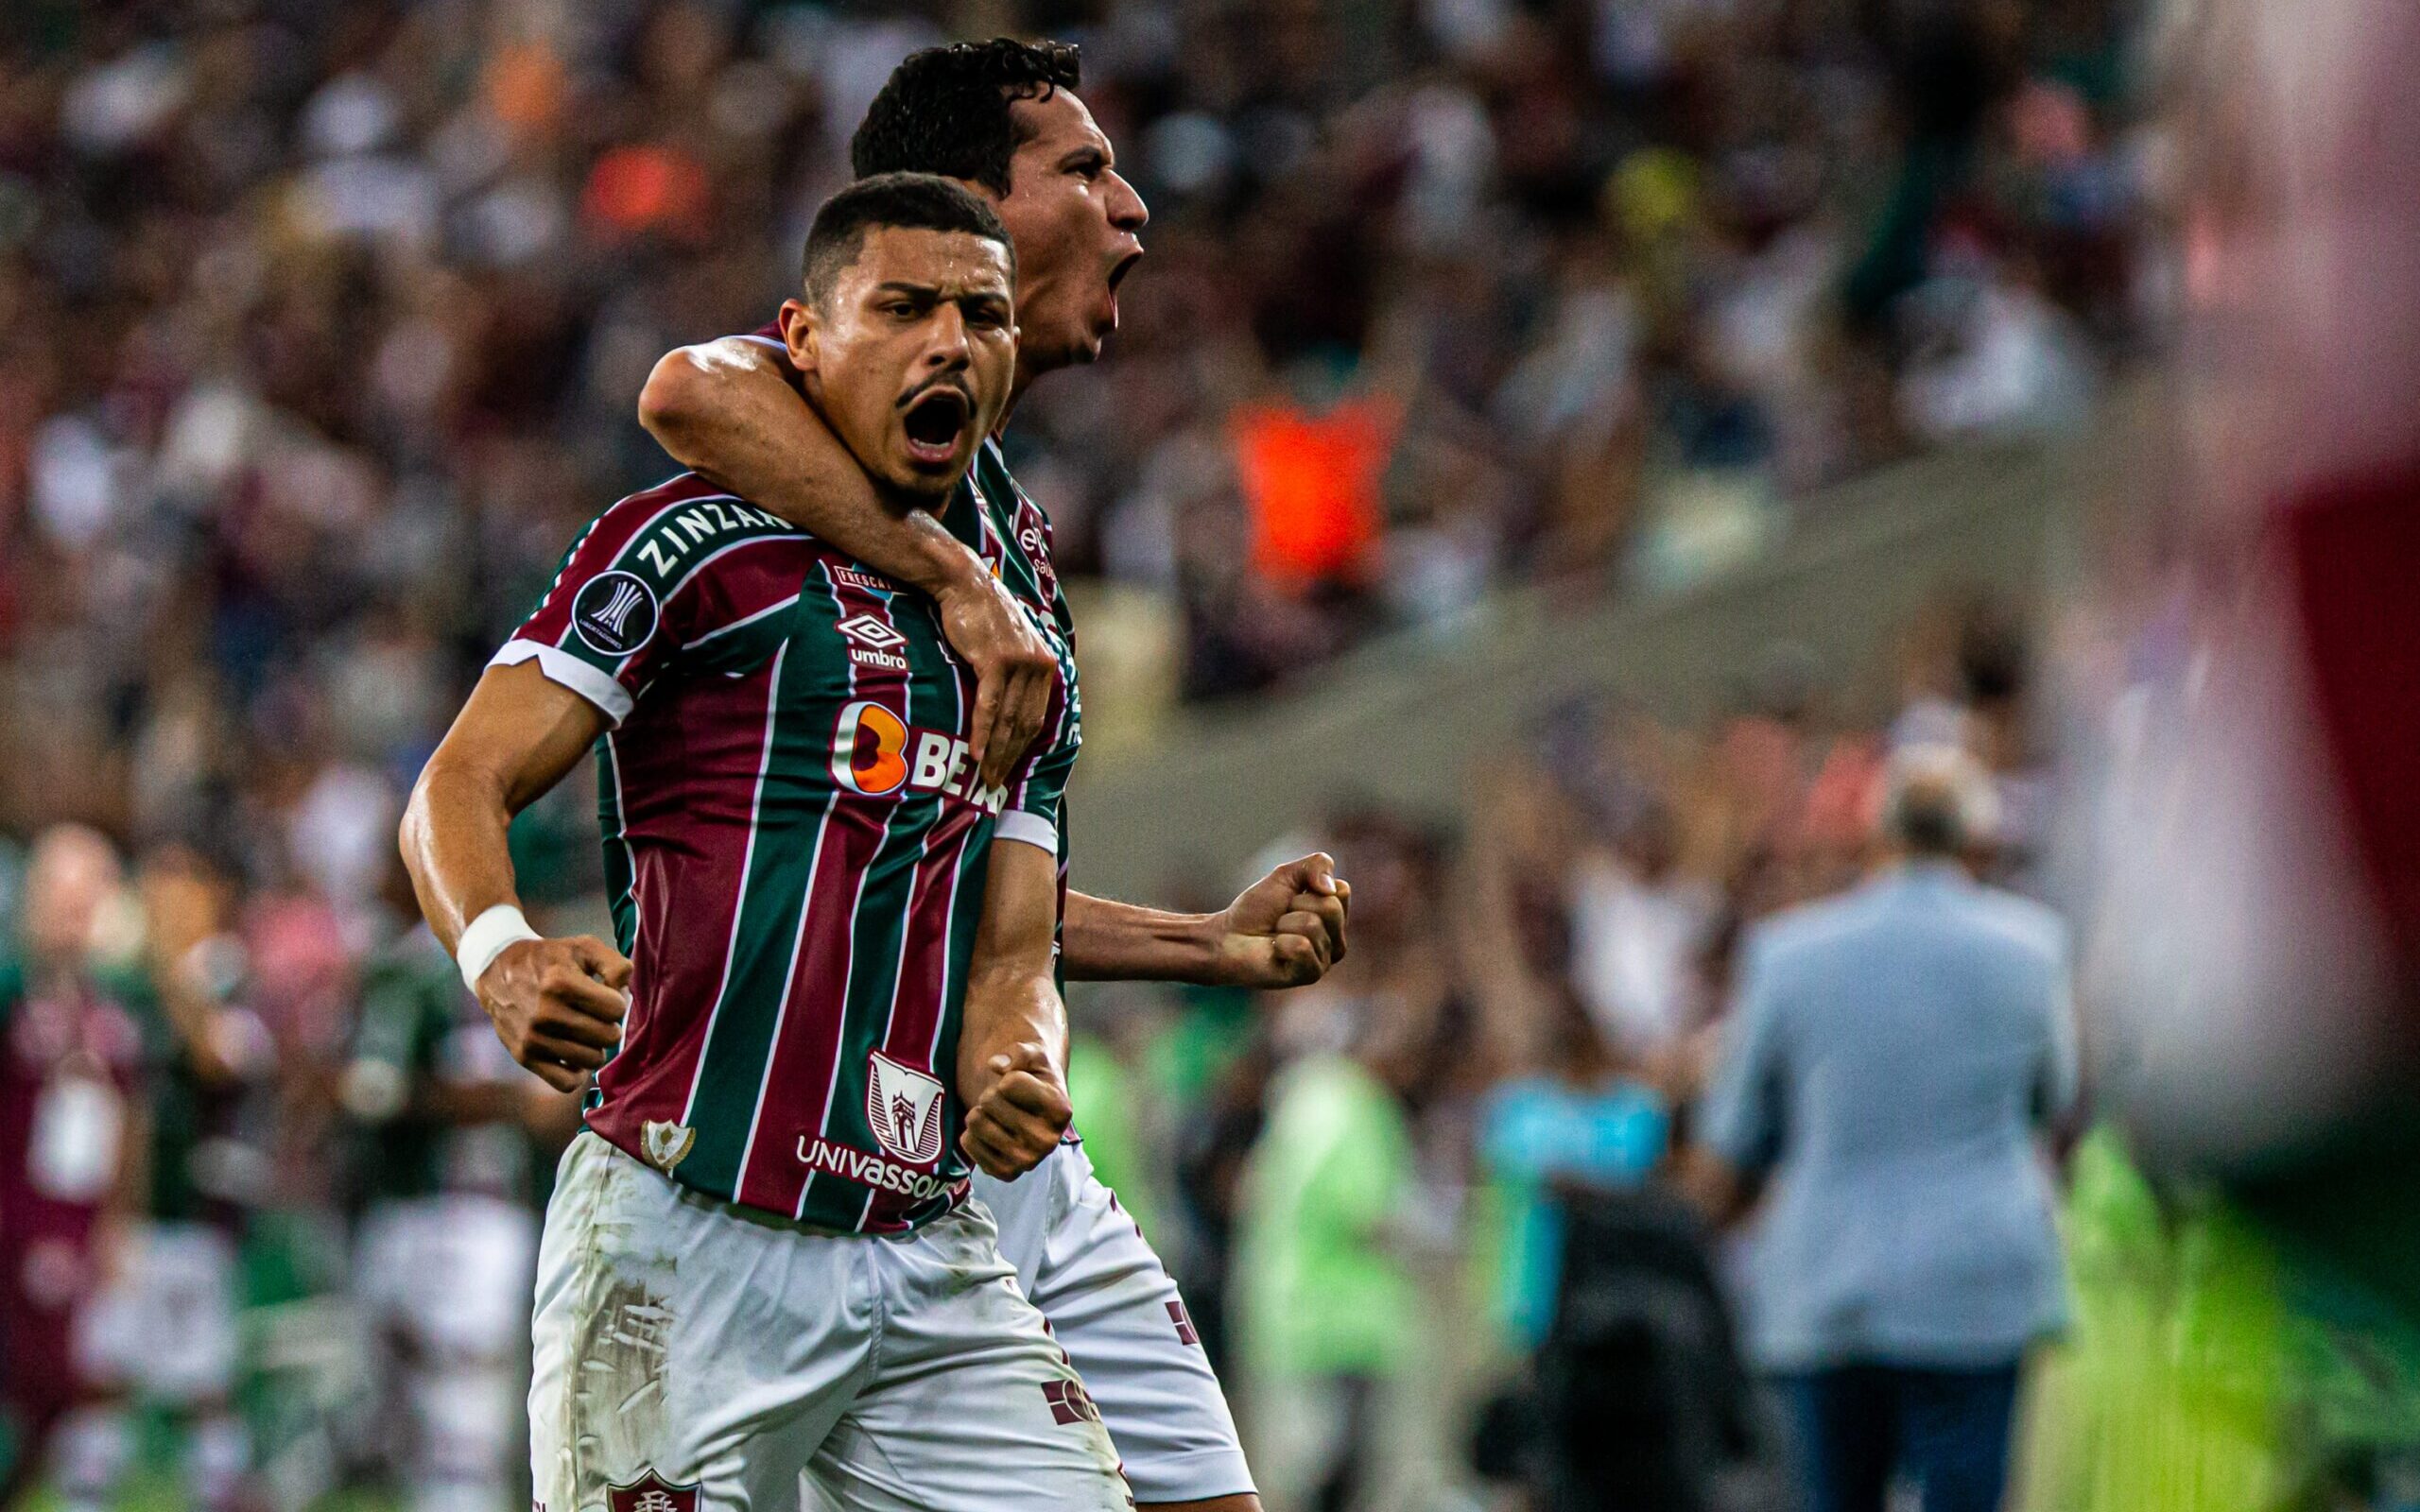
850, 39, 1082, 198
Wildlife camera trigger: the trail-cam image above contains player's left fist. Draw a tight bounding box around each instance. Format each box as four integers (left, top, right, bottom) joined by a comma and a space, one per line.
959, 1041, 1072, 1180
1211, 852, 1352, 989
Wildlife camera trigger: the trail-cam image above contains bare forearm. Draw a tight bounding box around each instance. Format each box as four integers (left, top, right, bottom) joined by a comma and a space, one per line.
1061, 891, 1224, 984
403, 664, 603, 954
400, 761, 522, 954
960, 970, 1069, 1077
641, 347, 987, 597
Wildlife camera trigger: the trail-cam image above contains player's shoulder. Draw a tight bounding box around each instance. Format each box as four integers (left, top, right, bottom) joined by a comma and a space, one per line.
525, 473, 819, 665
573, 473, 812, 590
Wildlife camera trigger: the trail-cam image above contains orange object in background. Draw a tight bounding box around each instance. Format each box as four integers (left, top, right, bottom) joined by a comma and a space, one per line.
1229, 398, 1401, 590
485, 43, 570, 143
582, 144, 711, 244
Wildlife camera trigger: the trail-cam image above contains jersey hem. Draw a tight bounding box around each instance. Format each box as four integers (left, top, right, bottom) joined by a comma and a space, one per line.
581, 1117, 971, 1239
491, 640, 635, 725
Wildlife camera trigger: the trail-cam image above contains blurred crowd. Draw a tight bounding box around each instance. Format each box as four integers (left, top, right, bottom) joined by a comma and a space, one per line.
0, 569, 2054, 1508
0, 0, 2157, 861
1083, 591, 2057, 1509
0, 0, 2168, 1506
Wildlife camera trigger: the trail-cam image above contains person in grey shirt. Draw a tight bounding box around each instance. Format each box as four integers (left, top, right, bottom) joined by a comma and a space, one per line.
1690, 744, 2076, 1512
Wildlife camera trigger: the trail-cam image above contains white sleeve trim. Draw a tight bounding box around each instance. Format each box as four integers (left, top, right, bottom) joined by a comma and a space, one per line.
994, 809, 1059, 854
490, 640, 634, 726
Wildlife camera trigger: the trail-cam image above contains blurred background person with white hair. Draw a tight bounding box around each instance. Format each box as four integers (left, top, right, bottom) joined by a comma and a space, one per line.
1685, 746, 2077, 1512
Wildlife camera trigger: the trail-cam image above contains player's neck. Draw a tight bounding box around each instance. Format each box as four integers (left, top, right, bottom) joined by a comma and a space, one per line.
1003, 355, 1039, 426
1004, 341, 1077, 426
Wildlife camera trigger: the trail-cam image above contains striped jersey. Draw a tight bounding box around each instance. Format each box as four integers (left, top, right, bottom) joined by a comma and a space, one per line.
727, 324, 1083, 919
492, 446, 1079, 1234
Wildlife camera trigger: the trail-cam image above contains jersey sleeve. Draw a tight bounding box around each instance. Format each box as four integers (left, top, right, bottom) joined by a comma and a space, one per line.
994, 664, 1080, 855
491, 499, 695, 726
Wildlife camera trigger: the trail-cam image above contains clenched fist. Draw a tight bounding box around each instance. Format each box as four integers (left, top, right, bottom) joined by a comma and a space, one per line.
1212, 852, 1353, 989
959, 1041, 1073, 1180
475, 935, 631, 1092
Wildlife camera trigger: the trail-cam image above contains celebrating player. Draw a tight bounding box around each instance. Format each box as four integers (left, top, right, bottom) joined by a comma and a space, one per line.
401, 174, 1129, 1510
634, 43, 1346, 1512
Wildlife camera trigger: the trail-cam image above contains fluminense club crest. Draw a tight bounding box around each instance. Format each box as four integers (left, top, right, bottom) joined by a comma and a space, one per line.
865, 1051, 944, 1166
606, 1469, 699, 1512
641, 1120, 695, 1175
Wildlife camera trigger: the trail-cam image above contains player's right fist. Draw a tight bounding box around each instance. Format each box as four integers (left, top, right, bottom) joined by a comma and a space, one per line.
959, 1041, 1072, 1180
475, 936, 631, 1093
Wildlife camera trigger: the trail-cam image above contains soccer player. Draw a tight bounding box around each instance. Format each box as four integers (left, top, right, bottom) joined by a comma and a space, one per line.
634, 43, 1343, 1512
401, 174, 1129, 1511
633, 38, 1345, 1509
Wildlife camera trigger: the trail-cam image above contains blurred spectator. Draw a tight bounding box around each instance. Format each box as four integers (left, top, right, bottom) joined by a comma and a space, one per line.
0, 826, 149, 1505
341, 854, 561, 1512
0, 0, 2159, 1503
1566, 795, 1718, 1080
1463, 770, 1670, 1348
1232, 991, 1421, 1512
1687, 745, 2077, 1512
1, 828, 257, 1511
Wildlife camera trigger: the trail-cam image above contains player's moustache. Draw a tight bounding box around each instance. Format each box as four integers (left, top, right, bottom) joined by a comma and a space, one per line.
895, 373, 976, 412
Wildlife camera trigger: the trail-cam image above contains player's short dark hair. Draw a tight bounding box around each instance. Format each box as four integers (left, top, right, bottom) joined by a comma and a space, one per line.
851, 39, 1082, 197
800, 172, 1015, 307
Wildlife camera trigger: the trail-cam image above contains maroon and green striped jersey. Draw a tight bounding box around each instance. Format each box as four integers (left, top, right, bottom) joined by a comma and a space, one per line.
731, 325, 1082, 942
493, 447, 1079, 1234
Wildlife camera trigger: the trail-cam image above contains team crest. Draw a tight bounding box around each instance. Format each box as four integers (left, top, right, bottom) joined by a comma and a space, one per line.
573, 571, 659, 658
865, 1052, 944, 1166
606, 1469, 698, 1512
640, 1120, 695, 1175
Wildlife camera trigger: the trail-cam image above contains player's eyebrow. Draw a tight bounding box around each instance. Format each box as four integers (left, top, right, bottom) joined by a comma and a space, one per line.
1057, 142, 1110, 174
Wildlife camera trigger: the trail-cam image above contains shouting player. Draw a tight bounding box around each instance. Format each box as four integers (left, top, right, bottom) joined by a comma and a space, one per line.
401, 175, 1128, 1510
633, 43, 1344, 1512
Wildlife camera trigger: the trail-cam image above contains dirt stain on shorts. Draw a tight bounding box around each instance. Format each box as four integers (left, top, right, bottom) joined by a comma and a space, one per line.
562, 1167, 680, 1508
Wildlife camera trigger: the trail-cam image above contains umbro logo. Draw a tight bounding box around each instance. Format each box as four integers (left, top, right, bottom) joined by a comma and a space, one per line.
837, 614, 906, 651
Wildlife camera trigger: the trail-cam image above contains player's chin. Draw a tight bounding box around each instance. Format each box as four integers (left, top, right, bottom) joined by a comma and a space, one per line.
1059, 318, 1111, 366
890, 449, 970, 497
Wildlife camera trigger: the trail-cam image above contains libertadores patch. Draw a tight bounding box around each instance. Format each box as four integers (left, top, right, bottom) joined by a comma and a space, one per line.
574, 570, 660, 657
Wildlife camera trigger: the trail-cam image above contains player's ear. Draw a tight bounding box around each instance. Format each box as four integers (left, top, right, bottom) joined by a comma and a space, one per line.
778, 297, 821, 393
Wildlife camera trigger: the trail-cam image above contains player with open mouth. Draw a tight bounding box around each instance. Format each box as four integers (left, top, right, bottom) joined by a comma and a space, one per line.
405, 172, 1135, 1509
628, 40, 1356, 1512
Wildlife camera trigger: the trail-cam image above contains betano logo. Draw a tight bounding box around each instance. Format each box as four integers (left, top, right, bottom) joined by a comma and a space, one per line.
829, 701, 1007, 811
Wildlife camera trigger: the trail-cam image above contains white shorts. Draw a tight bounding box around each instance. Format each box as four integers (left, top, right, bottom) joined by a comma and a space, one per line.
979, 1140, 1254, 1504
528, 1133, 1128, 1512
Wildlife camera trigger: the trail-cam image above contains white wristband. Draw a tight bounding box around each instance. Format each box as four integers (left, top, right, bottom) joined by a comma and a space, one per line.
458, 904, 542, 997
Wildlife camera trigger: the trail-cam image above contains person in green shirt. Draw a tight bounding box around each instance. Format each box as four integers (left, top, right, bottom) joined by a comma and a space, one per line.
1232, 1004, 1423, 1512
